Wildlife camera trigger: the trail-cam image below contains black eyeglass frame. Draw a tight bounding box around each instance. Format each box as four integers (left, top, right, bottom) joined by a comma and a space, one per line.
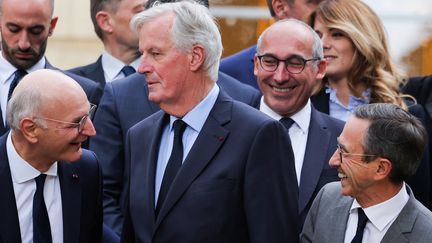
256, 54, 320, 74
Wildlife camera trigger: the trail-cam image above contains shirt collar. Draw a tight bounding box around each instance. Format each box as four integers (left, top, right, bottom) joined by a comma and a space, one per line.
7, 133, 58, 184
259, 97, 311, 133
170, 84, 219, 134
350, 183, 409, 231
0, 53, 46, 84
101, 51, 140, 81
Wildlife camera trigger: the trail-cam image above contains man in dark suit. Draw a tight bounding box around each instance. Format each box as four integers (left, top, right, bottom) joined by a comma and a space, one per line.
403, 75, 432, 118
89, 0, 260, 236
0, 69, 102, 243
254, 18, 343, 226
301, 103, 432, 243
68, 0, 146, 84
120, 2, 299, 242
220, 0, 323, 90
0, 0, 103, 137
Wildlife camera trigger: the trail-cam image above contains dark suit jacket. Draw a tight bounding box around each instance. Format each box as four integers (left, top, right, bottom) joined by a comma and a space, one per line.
402, 75, 432, 118
220, 45, 259, 91
89, 72, 261, 234
0, 133, 103, 243
68, 56, 261, 107
298, 107, 344, 225
311, 90, 432, 209
121, 91, 299, 243
0, 60, 103, 137
301, 182, 432, 243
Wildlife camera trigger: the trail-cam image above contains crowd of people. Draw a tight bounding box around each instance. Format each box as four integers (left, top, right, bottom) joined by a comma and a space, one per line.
0, 0, 431, 242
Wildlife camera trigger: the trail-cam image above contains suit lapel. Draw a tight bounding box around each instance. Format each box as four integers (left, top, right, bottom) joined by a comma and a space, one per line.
299, 109, 332, 213
154, 93, 231, 228
58, 162, 81, 243
85, 56, 106, 85
0, 135, 22, 243
328, 201, 351, 242
0, 112, 6, 136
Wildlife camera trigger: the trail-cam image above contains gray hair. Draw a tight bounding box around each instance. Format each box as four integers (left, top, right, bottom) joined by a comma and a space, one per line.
7, 87, 45, 130
131, 0, 222, 81
256, 18, 323, 69
354, 103, 427, 183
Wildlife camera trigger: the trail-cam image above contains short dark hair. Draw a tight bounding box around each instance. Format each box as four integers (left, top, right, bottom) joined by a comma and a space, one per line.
145, 0, 209, 9
91, 0, 121, 40
354, 103, 427, 183
266, 0, 323, 18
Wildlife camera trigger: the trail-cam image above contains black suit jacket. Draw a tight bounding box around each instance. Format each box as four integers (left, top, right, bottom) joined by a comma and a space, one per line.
0, 133, 103, 243
89, 72, 261, 234
403, 75, 432, 117
121, 91, 299, 243
0, 60, 103, 137
311, 90, 432, 209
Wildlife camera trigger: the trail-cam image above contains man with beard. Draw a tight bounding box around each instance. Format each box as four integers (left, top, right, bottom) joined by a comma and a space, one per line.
0, 0, 102, 136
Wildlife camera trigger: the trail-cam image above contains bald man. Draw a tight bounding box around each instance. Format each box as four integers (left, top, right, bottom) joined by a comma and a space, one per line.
0, 69, 103, 243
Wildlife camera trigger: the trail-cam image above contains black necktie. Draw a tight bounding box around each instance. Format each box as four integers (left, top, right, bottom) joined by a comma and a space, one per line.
121, 65, 135, 77
33, 174, 52, 243
280, 117, 295, 130
8, 69, 27, 101
351, 208, 368, 243
156, 119, 187, 216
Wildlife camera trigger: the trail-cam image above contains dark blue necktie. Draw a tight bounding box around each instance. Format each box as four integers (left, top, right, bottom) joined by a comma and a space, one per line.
351, 208, 368, 243
280, 117, 295, 130
156, 119, 187, 217
33, 174, 52, 243
121, 65, 135, 77
8, 69, 27, 101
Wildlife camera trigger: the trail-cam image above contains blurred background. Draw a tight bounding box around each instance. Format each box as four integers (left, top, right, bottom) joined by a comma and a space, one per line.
48, 0, 432, 76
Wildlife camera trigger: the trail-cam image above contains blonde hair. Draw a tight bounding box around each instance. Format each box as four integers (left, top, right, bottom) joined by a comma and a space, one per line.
310, 0, 410, 109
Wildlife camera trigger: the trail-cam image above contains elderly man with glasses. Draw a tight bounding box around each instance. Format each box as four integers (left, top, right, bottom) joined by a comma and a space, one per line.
301, 103, 432, 243
254, 18, 345, 226
0, 69, 103, 243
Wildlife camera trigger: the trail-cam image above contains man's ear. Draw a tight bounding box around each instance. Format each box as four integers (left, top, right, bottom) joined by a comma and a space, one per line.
48, 16, 58, 37
315, 59, 327, 80
20, 118, 40, 144
95, 11, 113, 34
272, 0, 290, 20
374, 158, 392, 181
189, 44, 205, 72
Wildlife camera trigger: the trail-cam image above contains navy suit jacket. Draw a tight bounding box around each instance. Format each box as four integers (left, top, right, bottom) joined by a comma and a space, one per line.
298, 107, 344, 225
311, 89, 432, 209
121, 91, 299, 243
0, 60, 103, 137
89, 72, 261, 234
0, 133, 103, 243
403, 75, 432, 118
68, 56, 106, 85
220, 45, 259, 91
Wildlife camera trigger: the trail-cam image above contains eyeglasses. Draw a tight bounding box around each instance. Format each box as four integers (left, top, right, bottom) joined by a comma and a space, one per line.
34, 103, 97, 133
257, 54, 320, 74
336, 144, 377, 164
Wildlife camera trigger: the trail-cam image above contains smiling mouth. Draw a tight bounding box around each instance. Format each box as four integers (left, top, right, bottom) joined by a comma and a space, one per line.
338, 172, 347, 179
324, 55, 337, 61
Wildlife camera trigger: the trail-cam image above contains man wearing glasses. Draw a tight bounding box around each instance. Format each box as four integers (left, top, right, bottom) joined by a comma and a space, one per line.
301, 103, 432, 243
0, 69, 103, 243
254, 18, 344, 226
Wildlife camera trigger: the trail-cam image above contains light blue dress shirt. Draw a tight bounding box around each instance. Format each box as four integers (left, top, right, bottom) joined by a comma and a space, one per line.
326, 85, 370, 122
154, 84, 220, 205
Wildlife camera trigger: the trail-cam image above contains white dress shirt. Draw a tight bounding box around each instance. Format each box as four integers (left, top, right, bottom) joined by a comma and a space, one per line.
259, 98, 311, 185
154, 84, 220, 205
101, 51, 140, 82
344, 183, 409, 243
0, 54, 45, 125
7, 133, 64, 243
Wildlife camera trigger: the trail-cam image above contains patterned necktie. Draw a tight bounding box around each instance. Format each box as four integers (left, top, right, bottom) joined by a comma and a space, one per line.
156, 119, 187, 217
33, 174, 52, 243
8, 69, 27, 101
351, 208, 368, 243
121, 65, 136, 77
280, 117, 295, 130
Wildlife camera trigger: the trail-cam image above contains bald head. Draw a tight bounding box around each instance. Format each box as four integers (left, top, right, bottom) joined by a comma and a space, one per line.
7, 69, 87, 130
0, 0, 54, 16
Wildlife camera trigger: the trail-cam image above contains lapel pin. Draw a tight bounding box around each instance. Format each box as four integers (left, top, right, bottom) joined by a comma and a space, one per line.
72, 174, 79, 179
216, 136, 224, 142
